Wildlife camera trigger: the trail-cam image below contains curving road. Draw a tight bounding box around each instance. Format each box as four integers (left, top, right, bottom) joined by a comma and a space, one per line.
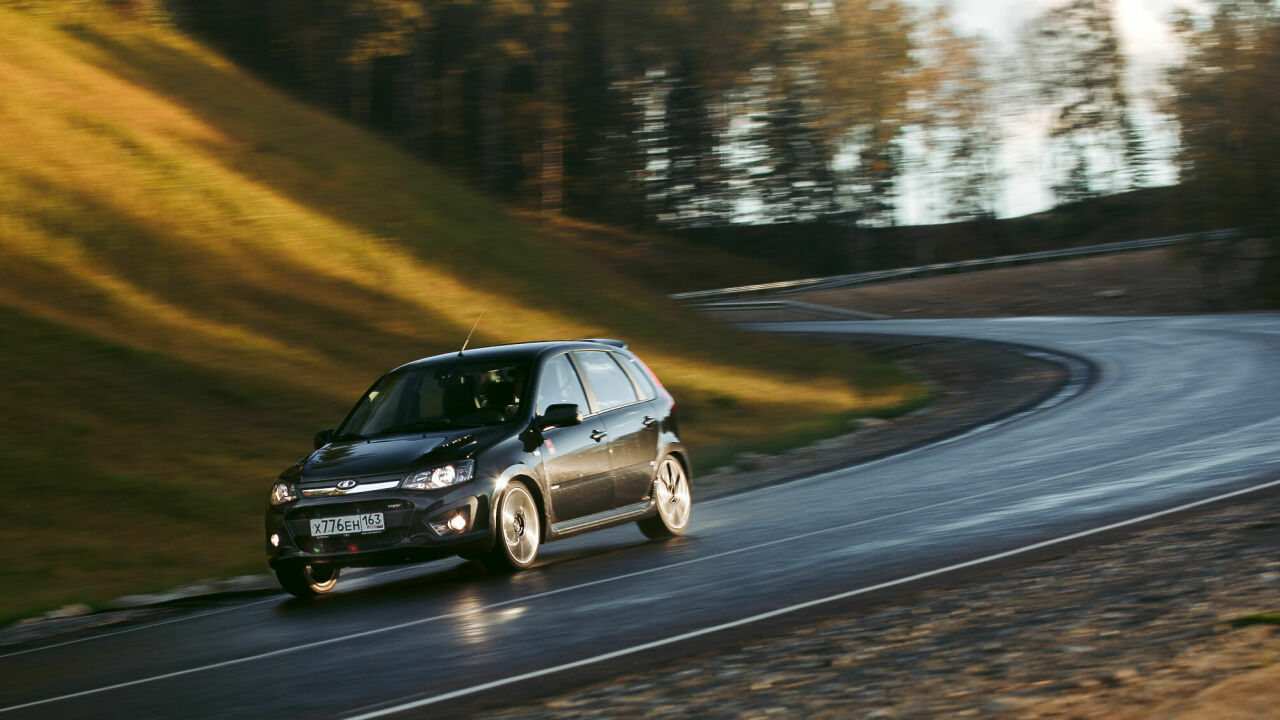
3, 314, 1280, 719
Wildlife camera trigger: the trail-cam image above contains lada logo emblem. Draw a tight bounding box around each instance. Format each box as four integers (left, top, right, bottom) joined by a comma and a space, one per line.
337, 480, 358, 491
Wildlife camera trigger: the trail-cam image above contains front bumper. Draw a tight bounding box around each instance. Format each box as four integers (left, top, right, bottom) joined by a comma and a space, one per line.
265, 487, 493, 570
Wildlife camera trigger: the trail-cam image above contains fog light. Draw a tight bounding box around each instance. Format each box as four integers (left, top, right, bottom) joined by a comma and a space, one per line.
429, 508, 471, 535
269, 533, 280, 547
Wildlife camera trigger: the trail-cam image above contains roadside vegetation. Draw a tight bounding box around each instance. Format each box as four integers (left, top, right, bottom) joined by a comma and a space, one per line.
0, 6, 923, 623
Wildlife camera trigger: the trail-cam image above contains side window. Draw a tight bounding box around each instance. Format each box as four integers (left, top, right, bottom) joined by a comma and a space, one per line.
576, 351, 639, 412
534, 354, 590, 415
620, 355, 656, 401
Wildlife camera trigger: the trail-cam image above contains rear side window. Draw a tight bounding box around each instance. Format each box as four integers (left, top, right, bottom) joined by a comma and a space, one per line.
620, 355, 657, 401
535, 354, 590, 415
575, 351, 639, 411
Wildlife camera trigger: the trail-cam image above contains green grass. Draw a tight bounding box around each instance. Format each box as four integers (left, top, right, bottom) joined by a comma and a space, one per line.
0, 5, 925, 623
1232, 613, 1280, 628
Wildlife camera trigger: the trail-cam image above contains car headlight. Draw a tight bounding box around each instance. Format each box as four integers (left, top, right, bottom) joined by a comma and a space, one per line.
402, 460, 475, 490
270, 482, 297, 505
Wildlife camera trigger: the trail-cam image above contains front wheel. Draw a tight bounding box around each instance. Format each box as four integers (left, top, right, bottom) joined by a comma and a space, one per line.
480, 481, 541, 572
275, 563, 340, 598
637, 456, 692, 539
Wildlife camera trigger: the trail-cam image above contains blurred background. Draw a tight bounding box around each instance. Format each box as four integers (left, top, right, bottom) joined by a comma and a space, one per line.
0, 0, 1276, 621
166, 0, 1277, 287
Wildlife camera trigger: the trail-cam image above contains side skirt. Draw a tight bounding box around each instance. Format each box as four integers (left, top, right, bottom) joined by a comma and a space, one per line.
549, 499, 655, 539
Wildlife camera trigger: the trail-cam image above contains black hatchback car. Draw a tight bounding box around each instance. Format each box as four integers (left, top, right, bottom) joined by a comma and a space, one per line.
265, 339, 691, 597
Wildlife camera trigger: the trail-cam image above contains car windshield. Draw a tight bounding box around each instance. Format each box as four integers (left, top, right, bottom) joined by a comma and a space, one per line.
335, 360, 529, 439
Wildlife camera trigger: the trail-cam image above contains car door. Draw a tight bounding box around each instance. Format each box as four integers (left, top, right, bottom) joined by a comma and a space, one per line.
609, 353, 663, 505
571, 350, 659, 509
534, 353, 613, 522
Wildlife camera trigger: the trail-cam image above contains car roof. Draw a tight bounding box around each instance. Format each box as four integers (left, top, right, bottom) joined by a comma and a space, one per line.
393, 339, 630, 372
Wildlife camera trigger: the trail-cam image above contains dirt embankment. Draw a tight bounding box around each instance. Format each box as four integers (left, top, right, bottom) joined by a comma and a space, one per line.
795, 246, 1265, 317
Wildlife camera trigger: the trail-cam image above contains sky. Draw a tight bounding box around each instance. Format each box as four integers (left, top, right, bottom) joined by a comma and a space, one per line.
898, 0, 1201, 223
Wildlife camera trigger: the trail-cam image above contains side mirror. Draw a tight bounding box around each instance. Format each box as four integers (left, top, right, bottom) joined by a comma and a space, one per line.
534, 403, 582, 431
314, 428, 335, 450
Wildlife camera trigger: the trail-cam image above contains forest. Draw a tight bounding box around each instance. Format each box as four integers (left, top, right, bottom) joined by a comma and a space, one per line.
63, 0, 1279, 299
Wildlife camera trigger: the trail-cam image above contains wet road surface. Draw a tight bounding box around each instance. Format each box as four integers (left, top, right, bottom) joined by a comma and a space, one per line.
3, 314, 1279, 719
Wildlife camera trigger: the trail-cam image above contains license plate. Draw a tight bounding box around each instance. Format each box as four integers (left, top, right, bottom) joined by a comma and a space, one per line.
309, 512, 385, 537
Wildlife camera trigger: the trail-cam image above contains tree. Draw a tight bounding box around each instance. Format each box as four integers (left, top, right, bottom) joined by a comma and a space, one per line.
1167, 1, 1280, 306
909, 7, 1001, 222
815, 0, 915, 227
171, 0, 919, 229
1022, 0, 1145, 203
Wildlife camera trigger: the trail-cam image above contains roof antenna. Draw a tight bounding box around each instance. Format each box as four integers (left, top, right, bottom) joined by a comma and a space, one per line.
459, 309, 485, 356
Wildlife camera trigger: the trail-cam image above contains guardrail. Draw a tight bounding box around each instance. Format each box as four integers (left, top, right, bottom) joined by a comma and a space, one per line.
670, 229, 1241, 301
684, 300, 889, 320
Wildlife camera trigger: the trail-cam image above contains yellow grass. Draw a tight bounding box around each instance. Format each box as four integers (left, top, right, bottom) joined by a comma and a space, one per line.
0, 6, 924, 621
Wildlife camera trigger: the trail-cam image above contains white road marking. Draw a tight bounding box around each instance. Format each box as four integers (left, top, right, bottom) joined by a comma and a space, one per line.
344, 476, 1280, 719
0, 565, 425, 659
6, 394, 1280, 713
0, 599, 278, 660
707, 400, 1280, 509
5, 446, 1279, 715
0, 328, 1088, 662
0, 488, 1066, 713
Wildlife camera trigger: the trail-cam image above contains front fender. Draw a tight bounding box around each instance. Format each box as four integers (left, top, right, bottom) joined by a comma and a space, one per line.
488, 462, 546, 539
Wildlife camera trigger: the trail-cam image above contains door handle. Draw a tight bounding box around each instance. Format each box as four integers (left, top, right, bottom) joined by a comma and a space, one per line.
642, 416, 657, 428
590, 429, 608, 442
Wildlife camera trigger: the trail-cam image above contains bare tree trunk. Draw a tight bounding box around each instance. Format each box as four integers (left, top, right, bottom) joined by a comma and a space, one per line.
539, 58, 564, 215
480, 55, 501, 192
407, 40, 431, 154
349, 58, 372, 125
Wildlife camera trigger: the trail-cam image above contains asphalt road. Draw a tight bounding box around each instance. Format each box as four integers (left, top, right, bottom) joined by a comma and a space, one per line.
3, 314, 1280, 719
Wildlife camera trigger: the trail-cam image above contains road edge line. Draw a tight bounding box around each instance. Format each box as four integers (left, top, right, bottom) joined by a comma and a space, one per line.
343, 476, 1280, 719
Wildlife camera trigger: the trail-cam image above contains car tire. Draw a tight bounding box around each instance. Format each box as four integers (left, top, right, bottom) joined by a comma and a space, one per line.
637, 455, 692, 539
480, 481, 541, 572
275, 563, 340, 598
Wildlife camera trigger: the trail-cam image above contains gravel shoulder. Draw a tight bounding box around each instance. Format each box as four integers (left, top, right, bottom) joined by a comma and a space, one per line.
489, 489, 1280, 720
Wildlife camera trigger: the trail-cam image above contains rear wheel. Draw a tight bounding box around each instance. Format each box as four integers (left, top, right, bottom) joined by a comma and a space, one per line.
637, 456, 691, 539
275, 563, 340, 598
480, 481, 541, 572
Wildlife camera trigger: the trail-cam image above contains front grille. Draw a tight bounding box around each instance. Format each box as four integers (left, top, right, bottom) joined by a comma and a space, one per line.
297, 474, 403, 497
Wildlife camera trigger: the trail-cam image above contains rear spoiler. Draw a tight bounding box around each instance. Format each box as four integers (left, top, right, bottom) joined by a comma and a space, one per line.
576, 338, 628, 349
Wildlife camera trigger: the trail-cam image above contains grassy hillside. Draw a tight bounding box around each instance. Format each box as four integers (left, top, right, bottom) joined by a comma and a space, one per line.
0, 5, 922, 622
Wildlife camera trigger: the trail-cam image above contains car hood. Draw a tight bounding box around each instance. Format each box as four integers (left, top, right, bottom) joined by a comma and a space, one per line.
297, 430, 471, 484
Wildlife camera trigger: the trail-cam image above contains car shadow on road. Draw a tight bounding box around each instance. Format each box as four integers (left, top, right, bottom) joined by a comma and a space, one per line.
270, 535, 695, 616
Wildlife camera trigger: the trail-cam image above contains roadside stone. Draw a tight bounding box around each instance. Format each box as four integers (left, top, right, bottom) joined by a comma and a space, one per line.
43, 603, 91, 619
1110, 667, 1140, 683
1095, 288, 1129, 298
